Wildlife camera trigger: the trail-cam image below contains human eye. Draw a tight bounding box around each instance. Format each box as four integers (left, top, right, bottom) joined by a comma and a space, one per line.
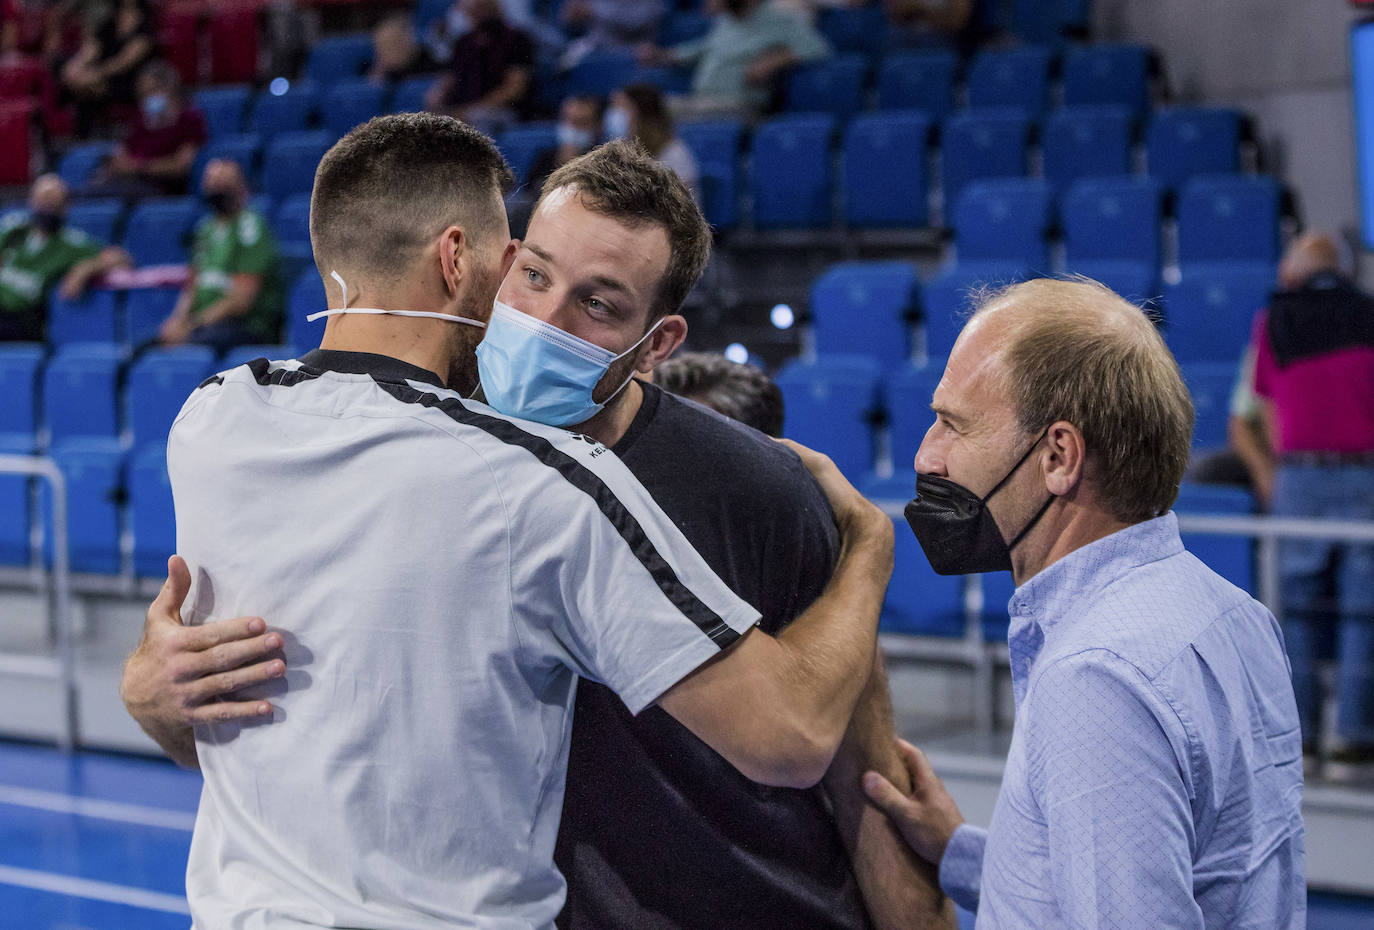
523, 266, 547, 286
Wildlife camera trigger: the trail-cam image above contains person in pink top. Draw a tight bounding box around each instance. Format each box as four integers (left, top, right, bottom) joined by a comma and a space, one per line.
1251, 232, 1374, 767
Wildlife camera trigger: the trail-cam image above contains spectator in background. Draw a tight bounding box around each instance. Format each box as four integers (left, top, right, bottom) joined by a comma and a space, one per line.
638, 0, 829, 117
86, 60, 207, 200
158, 160, 283, 352
1186, 343, 1276, 504
884, 0, 977, 52
59, 0, 155, 136
558, 0, 665, 70
654, 350, 783, 437
368, 13, 437, 85
2, 0, 82, 66
774, 0, 870, 22
1250, 231, 1374, 767
606, 82, 699, 201
507, 93, 603, 235
0, 173, 131, 341
424, 0, 535, 134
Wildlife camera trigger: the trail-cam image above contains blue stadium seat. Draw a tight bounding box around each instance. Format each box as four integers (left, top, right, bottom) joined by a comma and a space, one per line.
123, 288, 179, 349
64, 199, 123, 244
979, 569, 1016, 641
0, 343, 43, 437
952, 178, 1053, 270
1182, 360, 1238, 451
816, 6, 889, 64
921, 262, 1028, 359
885, 361, 943, 467
810, 261, 920, 369
390, 75, 437, 114
0, 432, 33, 565
940, 108, 1032, 210
261, 130, 334, 201
966, 46, 1053, 115
750, 114, 836, 229
1062, 44, 1151, 116
678, 119, 743, 230
219, 344, 292, 369
1177, 174, 1282, 266
861, 472, 966, 636
193, 85, 253, 137
1061, 175, 1164, 268
57, 141, 114, 189
1163, 262, 1274, 364
876, 50, 958, 120
124, 346, 216, 449
628, 64, 693, 95
1041, 104, 1133, 195
321, 79, 389, 138
194, 133, 263, 189
1063, 259, 1158, 305
48, 289, 119, 346
1174, 482, 1256, 594
658, 10, 711, 46
128, 442, 174, 577
122, 197, 200, 265
564, 49, 638, 98
285, 270, 328, 356
842, 111, 931, 228
272, 193, 312, 252
43, 438, 125, 574
248, 82, 321, 137
497, 124, 557, 187
1146, 106, 1242, 190
784, 54, 868, 121
775, 354, 882, 480
305, 33, 373, 83
1010, 0, 1089, 46
43, 343, 124, 442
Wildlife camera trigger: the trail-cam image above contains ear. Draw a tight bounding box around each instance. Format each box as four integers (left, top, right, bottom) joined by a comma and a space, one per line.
499, 238, 519, 281
1043, 420, 1085, 497
637, 314, 687, 373
438, 225, 466, 297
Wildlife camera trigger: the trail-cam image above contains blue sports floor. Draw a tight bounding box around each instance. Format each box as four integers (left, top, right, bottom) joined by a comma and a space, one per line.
1, 739, 1371, 930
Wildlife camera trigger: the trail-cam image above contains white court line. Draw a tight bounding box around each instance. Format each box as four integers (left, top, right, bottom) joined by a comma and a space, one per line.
0, 784, 196, 831
0, 863, 191, 915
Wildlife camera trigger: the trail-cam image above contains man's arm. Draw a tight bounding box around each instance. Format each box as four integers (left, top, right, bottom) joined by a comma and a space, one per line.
131, 142, 199, 181
192, 272, 261, 327
59, 246, 132, 299
1228, 411, 1274, 507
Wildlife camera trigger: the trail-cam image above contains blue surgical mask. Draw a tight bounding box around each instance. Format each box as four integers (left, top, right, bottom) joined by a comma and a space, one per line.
556, 122, 595, 150
475, 299, 662, 427
603, 106, 631, 140
142, 93, 168, 120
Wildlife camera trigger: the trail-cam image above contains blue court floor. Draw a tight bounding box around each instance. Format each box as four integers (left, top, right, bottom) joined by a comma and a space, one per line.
1, 739, 1372, 929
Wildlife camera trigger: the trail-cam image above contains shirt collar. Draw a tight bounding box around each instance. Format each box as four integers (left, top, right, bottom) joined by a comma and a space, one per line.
298, 349, 447, 389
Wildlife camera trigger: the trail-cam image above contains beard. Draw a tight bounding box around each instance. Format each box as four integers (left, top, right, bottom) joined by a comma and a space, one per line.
444, 263, 500, 395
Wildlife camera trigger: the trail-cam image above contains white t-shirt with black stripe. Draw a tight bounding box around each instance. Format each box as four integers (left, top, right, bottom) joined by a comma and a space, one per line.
171, 350, 761, 930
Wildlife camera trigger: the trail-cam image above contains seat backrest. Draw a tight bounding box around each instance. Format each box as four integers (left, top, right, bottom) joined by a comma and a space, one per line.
842, 111, 931, 228
784, 54, 868, 121
1146, 106, 1242, 190
125, 346, 216, 448
966, 46, 1053, 115
810, 261, 921, 369
43, 343, 125, 443
497, 124, 558, 186
64, 199, 124, 243
679, 119, 744, 230
1061, 44, 1151, 116
305, 33, 374, 84
876, 50, 959, 120
44, 437, 126, 573
1041, 104, 1134, 195
194, 84, 253, 137
321, 79, 389, 138
952, 178, 1053, 270
1181, 360, 1241, 451
248, 82, 321, 138
1061, 174, 1163, 267
128, 441, 174, 577
262, 130, 334, 200
48, 289, 120, 346
0, 343, 44, 435
940, 108, 1032, 208
1162, 262, 1274, 364
1177, 174, 1281, 265
774, 354, 883, 480
122, 198, 200, 265
750, 114, 837, 229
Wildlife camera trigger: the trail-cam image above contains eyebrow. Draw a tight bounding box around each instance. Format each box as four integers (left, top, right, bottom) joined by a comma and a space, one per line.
930, 402, 964, 426
522, 241, 632, 295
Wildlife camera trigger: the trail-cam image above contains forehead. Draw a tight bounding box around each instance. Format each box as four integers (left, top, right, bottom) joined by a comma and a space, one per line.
933, 311, 1016, 423
524, 189, 670, 287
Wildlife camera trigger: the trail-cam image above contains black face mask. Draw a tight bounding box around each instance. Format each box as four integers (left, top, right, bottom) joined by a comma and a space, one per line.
904, 430, 1053, 575
31, 211, 62, 235
205, 191, 235, 216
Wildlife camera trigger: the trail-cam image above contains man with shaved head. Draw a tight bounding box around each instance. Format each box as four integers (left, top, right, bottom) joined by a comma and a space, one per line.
1250, 232, 1374, 767
862, 278, 1306, 927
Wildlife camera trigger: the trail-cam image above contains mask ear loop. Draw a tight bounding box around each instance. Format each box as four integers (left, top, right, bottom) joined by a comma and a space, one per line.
599, 317, 666, 406
979, 428, 1050, 505
330, 270, 350, 309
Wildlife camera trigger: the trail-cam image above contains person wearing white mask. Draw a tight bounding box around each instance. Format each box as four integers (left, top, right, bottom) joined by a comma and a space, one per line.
87, 59, 207, 199
605, 82, 699, 203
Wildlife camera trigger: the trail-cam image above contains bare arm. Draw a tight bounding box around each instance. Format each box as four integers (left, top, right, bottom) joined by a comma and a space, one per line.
132, 141, 199, 181
193, 272, 261, 326
59, 246, 132, 299
469, 66, 530, 112
1230, 404, 1276, 508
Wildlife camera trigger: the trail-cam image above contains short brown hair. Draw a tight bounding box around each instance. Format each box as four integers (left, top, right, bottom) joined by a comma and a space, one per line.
975, 277, 1195, 524
655, 351, 784, 437
536, 139, 710, 325
310, 113, 513, 282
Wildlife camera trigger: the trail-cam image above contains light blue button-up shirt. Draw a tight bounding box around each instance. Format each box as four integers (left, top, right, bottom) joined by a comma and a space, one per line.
939, 513, 1306, 929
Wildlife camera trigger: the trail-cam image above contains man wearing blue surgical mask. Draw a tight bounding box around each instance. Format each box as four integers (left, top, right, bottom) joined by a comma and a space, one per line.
87, 60, 207, 199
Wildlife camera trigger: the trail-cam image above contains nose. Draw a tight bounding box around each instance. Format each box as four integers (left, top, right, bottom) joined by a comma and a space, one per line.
913, 422, 947, 476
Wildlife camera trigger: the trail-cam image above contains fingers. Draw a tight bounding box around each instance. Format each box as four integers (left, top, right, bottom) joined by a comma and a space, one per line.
862, 769, 913, 817
186, 698, 275, 725
146, 554, 193, 629
897, 738, 937, 787
187, 658, 285, 704
180, 614, 270, 653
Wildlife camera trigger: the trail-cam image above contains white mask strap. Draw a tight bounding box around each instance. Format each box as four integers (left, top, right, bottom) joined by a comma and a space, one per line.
310, 271, 486, 328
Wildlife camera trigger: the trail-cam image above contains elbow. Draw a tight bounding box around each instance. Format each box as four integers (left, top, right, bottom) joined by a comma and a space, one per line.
733, 718, 841, 790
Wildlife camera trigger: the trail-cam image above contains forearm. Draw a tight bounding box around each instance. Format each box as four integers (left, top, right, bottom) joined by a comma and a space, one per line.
140, 719, 200, 770
475, 70, 529, 110
1228, 418, 1273, 483
137, 148, 195, 180
195, 293, 250, 326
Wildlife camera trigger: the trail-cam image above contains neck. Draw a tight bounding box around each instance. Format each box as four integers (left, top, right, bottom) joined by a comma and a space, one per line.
317, 278, 461, 387
1009, 503, 1130, 587
575, 377, 644, 446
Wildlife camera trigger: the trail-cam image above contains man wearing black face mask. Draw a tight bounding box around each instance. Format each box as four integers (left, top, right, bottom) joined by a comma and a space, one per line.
864, 278, 1306, 928
157, 159, 284, 351
0, 174, 131, 342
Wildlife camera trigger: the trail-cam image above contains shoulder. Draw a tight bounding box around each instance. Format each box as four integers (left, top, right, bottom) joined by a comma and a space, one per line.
234, 211, 271, 246
59, 226, 96, 249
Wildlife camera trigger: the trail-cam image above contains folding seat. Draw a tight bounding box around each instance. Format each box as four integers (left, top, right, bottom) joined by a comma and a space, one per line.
122, 197, 200, 266
921, 262, 1028, 359
193, 84, 252, 138
57, 141, 114, 189
261, 130, 334, 201
952, 178, 1054, 271
47, 289, 120, 346
42, 343, 124, 442
247, 82, 320, 138
497, 124, 558, 187
194, 133, 263, 188
774, 354, 882, 480
860, 472, 966, 637
1177, 174, 1281, 266
1041, 104, 1133, 195
749, 114, 836, 229
123, 288, 179, 349
1174, 482, 1256, 594
1010, 0, 1089, 47
1061, 175, 1163, 268
64, 199, 123, 244
128, 442, 174, 577
1146, 106, 1243, 191
875, 50, 958, 120
1063, 259, 1158, 305
285, 270, 328, 356
321, 79, 389, 139
124, 346, 216, 449
219, 345, 293, 369
885, 361, 943, 468
940, 108, 1032, 210
563, 50, 638, 98
966, 46, 1053, 115
1163, 262, 1275, 364
0, 343, 43, 438
678, 119, 743, 230
0, 432, 34, 565
1181, 360, 1239, 452
390, 75, 438, 114
784, 54, 868, 121
43, 437, 126, 574
305, 33, 374, 83
810, 261, 920, 370
208, 3, 259, 85
842, 111, 930, 228
273, 193, 312, 253
1061, 44, 1152, 117
816, 6, 889, 65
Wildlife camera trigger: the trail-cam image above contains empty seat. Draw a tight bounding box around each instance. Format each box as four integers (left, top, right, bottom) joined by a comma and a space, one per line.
42, 343, 124, 442
678, 119, 743, 230
810, 261, 920, 369
194, 133, 262, 188
1041, 104, 1133, 195
876, 50, 958, 120
497, 124, 558, 187
64, 198, 123, 243
1163, 262, 1274, 364
921, 262, 1028, 359
193, 85, 253, 138
816, 6, 889, 64
784, 54, 868, 121
122, 197, 200, 266
321, 79, 388, 138
1064, 259, 1158, 305
0, 432, 33, 565
219, 344, 292, 370
775, 354, 882, 480
123, 288, 179, 349
842, 111, 931, 228
966, 46, 1053, 115
1146, 106, 1242, 190
272, 193, 312, 252
658, 9, 711, 46
940, 108, 1032, 210
750, 114, 836, 229
261, 130, 333, 201
1174, 482, 1255, 594
885, 361, 943, 467
1177, 174, 1281, 266
1061, 175, 1164, 268
124, 346, 215, 449
43, 437, 125, 574
304, 33, 373, 83
0, 343, 44, 436
1061, 44, 1151, 116
390, 75, 437, 114
57, 141, 114, 189
1010, 0, 1089, 46
952, 178, 1054, 270
860, 472, 965, 636
128, 442, 174, 577
563, 49, 638, 98
1182, 360, 1239, 451
248, 82, 320, 138
285, 270, 327, 356
47, 289, 119, 345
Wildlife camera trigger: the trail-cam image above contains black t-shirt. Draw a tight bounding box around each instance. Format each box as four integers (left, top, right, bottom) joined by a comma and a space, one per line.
443, 20, 534, 111
555, 383, 870, 930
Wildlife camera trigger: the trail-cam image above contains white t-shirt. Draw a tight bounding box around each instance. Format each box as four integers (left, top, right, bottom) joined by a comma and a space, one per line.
171, 350, 761, 929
